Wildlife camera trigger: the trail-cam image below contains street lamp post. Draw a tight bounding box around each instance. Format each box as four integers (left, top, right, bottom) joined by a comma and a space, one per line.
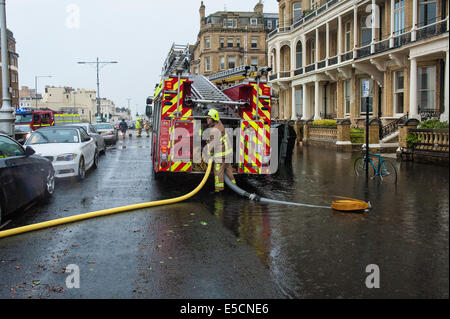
34, 75, 52, 109
0, 0, 14, 136
78, 58, 117, 122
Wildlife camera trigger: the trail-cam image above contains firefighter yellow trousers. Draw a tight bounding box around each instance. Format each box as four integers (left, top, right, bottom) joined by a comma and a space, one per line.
214, 162, 235, 192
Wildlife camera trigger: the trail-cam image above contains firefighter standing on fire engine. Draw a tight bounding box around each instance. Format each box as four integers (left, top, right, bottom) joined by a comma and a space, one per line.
206, 109, 236, 193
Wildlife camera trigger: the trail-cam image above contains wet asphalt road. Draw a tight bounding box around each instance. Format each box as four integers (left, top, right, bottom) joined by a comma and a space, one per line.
0, 131, 448, 299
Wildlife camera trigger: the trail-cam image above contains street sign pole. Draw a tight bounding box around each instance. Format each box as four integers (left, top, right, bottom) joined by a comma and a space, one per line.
362, 79, 370, 181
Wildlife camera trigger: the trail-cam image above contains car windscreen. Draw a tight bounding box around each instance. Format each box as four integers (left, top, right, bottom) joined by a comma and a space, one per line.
27, 129, 80, 145
14, 125, 32, 133
15, 114, 32, 124
93, 124, 113, 130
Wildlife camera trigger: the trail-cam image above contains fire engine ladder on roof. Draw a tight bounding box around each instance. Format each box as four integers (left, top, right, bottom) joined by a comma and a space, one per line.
189, 75, 250, 117
163, 43, 191, 77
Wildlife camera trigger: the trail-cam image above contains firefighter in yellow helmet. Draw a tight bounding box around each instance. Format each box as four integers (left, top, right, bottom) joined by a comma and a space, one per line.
206, 109, 236, 193
135, 117, 143, 137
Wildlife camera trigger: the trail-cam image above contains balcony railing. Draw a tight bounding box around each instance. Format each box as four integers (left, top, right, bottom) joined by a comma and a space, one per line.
357, 45, 371, 58
279, 71, 291, 78
294, 67, 304, 76
268, 0, 342, 39
269, 73, 278, 81
416, 19, 448, 42
328, 56, 338, 66
317, 60, 326, 69
341, 51, 353, 62
305, 64, 316, 73
374, 38, 390, 54
392, 30, 412, 48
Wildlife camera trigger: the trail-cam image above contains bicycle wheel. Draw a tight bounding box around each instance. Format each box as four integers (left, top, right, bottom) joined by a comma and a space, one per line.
354, 157, 376, 178
379, 159, 397, 184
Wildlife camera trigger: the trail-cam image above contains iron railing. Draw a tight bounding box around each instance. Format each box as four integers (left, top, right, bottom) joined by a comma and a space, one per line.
328, 56, 338, 66
317, 60, 326, 69
416, 19, 448, 41
381, 113, 409, 140
305, 64, 316, 73
294, 68, 304, 76
269, 73, 278, 81
419, 108, 441, 121
279, 71, 291, 78
268, 0, 341, 39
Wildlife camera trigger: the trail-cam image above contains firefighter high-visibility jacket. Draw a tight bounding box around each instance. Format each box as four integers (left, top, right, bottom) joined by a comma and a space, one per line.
135, 120, 142, 129
208, 120, 232, 162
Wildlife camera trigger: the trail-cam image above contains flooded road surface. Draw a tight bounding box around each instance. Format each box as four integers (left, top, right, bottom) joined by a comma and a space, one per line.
0, 133, 448, 298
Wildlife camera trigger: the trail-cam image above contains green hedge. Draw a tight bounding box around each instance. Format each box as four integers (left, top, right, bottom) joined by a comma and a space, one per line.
311, 119, 337, 127
419, 119, 449, 129
351, 128, 364, 144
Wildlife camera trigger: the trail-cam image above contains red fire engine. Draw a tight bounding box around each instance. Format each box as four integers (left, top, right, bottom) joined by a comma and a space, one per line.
146, 44, 275, 179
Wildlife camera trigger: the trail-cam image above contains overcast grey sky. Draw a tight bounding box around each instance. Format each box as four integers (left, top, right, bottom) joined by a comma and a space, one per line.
8, 0, 278, 116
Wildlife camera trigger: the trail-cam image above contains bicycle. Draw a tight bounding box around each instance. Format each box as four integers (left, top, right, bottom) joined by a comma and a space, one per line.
354, 152, 398, 184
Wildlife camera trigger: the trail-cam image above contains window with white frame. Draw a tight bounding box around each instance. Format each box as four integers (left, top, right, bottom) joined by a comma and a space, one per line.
418, 66, 436, 110
419, 0, 438, 27
251, 18, 258, 25
251, 57, 258, 67
205, 37, 210, 49
267, 20, 273, 29
227, 38, 234, 48
345, 80, 351, 115
394, 0, 405, 35
236, 38, 241, 47
251, 38, 258, 49
220, 56, 225, 70
393, 71, 404, 114
228, 56, 236, 69
220, 37, 224, 48
296, 41, 303, 69
205, 57, 211, 72
360, 17, 372, 46
345, 22, 351, 52
295, 89, 303, 117
293, 2, 302, 22
310, 40, 316, 64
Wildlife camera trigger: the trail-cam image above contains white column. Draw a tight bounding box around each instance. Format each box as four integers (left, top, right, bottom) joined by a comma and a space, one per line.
276, 45, 281, 76
441, 50, 449, 121
353, 6, 358, 59
409, 58, 419, 118
291, 41, 296, 73
326, 22, 330, 66
302, 84, 309, 120
301, 36, 307, 68
412, 0, 417, 41
315, 28, 320, 64
371, 0, 376, 53
338, 16, 342, 63
314, 81, 321, 120
291, 85, 297, 120
390, 0, 395, 47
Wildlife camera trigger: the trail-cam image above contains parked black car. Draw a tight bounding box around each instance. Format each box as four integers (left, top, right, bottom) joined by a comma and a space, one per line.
0, 133, 55, 225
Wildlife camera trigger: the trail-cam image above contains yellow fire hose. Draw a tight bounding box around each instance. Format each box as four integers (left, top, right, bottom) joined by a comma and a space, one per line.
0, 160, 213, 239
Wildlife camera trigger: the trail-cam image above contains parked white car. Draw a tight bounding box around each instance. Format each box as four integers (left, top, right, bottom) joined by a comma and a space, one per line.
25, 127, 98, 180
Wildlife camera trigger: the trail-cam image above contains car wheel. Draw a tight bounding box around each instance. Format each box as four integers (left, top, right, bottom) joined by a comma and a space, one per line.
92, 150, 99, 169
77, 157, 86, 181
42, 170, 55, 203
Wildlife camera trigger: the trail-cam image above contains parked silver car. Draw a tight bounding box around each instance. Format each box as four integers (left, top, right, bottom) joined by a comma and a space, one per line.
66, 123, 106, 155
93, 123, 118, 145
